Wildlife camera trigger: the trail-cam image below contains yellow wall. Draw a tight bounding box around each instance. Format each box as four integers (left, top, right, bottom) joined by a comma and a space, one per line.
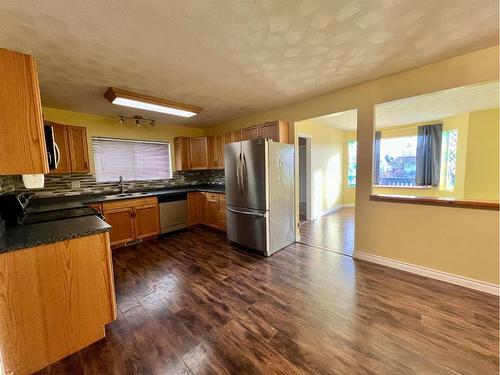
295, 120, 343, 219
204, 46, 499, 285
42, 107, 203, 173
342, 130, 356, 205
464, 108, 499, 200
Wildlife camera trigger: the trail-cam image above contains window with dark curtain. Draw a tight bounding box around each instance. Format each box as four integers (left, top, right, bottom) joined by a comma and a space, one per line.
415, 124, 442, 187
93, 137, 172, 182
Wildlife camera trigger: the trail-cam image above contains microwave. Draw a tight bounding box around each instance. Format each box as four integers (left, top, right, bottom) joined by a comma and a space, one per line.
44, 123, 60, 170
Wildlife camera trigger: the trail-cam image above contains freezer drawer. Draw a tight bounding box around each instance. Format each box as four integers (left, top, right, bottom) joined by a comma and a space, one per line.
226, 206, 268, 253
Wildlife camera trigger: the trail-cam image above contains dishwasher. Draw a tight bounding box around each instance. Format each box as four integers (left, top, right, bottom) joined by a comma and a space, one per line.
158, 192, 188, 234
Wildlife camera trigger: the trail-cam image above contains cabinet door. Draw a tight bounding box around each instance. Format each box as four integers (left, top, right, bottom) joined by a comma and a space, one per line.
243, 126, 260, 140
205, 196, 219, 228
68, 126, 90, 173
133, 204, 160, 239
174, 137, 190, 171
187, 192, 200, 226
260, 120, 289, 143
233, 129, 243, 142
49, 123, 71, 174
218, 194, 226, 231
223, 132, 234, 145
198, 192, 207, 224
189, 137, 208, 169
207, 136, 217, 169
104, 208, 135, 246
0, 48, 48, 174
208, 134, 224, 169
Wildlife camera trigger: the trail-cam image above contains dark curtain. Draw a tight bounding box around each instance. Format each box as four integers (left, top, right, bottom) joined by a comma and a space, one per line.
416, 124, 442, 186
373, 131, 381, 185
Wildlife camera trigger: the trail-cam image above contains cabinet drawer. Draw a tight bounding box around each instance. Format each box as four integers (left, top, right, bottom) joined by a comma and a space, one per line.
102, 196, 157, 211
219, 194, 226, 203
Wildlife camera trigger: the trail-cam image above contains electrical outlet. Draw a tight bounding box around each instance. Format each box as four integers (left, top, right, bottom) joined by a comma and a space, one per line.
71, 180, 81, 189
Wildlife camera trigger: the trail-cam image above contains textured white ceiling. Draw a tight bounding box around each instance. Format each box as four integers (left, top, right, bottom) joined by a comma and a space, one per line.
0, 0, 498, 127
376, 81, 499, 128
310, 109, 358, 130
302, 81, 499, 130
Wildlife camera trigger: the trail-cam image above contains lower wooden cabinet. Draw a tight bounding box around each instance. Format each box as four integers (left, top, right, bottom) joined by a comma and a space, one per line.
187, 192, 226, 231
205, 193, 220, 228
134, 204, 161, 239
0, 232, 116, 374
102, 197, 160, 247
104, 207, 135, 246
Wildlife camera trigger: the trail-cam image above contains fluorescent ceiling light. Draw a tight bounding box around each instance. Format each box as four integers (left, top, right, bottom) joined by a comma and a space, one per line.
104, 87, 202, 118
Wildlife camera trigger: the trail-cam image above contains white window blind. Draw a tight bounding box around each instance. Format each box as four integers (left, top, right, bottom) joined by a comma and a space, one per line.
93, 137, 172, 182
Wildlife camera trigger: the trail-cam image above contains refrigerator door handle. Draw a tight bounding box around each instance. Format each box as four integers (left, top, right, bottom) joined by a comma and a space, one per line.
227, 207, 267, 217
241, 152, 246, 195
237, 152, 243, 194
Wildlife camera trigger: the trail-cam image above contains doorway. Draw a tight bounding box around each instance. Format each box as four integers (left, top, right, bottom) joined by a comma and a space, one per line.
298, 136, 311, 222
295, 110, 357, 257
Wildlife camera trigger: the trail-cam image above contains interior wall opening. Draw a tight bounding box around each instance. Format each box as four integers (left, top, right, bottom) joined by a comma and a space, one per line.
295, 109, 358, 257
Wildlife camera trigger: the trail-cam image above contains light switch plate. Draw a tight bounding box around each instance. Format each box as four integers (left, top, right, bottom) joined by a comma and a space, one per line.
71, 180, 81, 189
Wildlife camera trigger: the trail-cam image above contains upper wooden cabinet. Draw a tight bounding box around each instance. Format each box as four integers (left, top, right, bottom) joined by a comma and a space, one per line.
67, 126, 90, 173
189, 137, 209, 170
243, 125, 260, 141
0, 48, 48, 174
233, 129, 243, 142
173, 120, 288, 171
49, 122, 90, 174
259, 121, 289, 143
242, 121, 289, 143
207, 134, 224, 169
174, 137, 190, 171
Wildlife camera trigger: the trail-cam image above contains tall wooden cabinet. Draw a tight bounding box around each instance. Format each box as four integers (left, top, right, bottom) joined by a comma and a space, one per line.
0, 48, 48, 174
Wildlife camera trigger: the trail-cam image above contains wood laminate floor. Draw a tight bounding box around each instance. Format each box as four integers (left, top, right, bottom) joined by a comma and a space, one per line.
299, 207, 355, 256
37, 227, 498, 374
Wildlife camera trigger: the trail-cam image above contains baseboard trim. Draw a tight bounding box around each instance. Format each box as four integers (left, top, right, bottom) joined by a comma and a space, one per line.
342, 203, 355, 208
354, 251, 499, 296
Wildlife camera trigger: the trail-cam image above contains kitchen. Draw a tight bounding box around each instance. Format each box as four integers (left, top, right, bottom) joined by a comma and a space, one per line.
0, 47, 295, 374
1, 2, 499, 374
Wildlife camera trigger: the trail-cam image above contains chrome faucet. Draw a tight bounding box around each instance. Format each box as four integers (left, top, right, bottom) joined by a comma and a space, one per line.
118, 175, 126, 194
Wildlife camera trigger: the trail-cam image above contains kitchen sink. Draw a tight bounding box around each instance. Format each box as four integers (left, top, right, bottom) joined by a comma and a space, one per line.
102, 192, 150, 199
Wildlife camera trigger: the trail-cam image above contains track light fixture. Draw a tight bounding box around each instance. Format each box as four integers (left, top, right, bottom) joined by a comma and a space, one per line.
116, 115, 157, 128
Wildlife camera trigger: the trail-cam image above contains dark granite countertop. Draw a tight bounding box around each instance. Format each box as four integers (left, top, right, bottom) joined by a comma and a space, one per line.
0, 216, 111, 253
27, 184, 226, 213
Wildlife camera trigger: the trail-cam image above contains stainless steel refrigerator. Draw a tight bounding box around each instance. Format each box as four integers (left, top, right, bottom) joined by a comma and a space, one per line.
224, 138, 295, 256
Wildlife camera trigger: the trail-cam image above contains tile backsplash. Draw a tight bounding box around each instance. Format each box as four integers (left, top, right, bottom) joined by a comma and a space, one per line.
0, 170, 225, 198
